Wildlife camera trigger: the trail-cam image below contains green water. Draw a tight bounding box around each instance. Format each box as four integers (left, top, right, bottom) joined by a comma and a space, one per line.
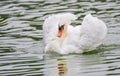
0, 0, 120, 76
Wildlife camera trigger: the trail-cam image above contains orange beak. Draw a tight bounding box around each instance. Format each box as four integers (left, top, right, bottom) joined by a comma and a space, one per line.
58, 29, 63, 37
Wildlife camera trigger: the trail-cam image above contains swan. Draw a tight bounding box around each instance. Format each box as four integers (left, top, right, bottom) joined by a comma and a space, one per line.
43, 13, 107, 54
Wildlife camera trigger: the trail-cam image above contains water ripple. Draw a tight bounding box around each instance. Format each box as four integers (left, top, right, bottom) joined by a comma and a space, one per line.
0, 0, 120, 76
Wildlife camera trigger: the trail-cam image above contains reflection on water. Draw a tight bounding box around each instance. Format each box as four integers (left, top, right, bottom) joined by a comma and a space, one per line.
44, 53, 107, 76
0, 0, 120, 76
44, 57, 68, 76
57, 58, 68, 76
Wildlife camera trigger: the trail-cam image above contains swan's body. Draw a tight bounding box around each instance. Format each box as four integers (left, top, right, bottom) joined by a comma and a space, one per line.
43, 13, 107, 54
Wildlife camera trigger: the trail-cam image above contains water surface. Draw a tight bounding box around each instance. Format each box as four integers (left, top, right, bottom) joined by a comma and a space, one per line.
0, 0, 120, 76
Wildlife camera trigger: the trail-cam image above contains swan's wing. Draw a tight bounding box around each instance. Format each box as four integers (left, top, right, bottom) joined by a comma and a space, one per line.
43, 13, 76, 45
73, 14, 107, 52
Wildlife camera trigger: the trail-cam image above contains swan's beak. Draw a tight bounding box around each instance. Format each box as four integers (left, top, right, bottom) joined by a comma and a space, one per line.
58, 25, 64, 37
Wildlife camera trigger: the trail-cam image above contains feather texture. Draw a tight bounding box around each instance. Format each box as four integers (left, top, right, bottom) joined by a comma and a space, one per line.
43, 13, 107, 54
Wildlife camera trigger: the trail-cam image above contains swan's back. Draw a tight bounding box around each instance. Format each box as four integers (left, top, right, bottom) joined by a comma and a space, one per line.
60, 14, 107, 54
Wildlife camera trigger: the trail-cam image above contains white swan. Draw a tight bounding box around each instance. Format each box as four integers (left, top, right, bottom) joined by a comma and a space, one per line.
43, 13, 107, 54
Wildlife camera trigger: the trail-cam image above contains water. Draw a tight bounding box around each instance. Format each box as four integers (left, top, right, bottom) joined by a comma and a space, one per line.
0, 0, 120, 76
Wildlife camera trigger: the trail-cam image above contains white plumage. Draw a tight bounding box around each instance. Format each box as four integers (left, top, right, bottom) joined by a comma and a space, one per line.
43, 13, 107, 54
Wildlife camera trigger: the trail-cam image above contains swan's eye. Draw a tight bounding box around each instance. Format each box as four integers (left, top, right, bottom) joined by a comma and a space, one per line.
61, 25, 64, 29
58, 24, 64, 30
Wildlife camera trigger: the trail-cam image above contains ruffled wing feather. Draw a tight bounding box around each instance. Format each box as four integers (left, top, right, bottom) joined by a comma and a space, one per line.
77, 14, 107, 51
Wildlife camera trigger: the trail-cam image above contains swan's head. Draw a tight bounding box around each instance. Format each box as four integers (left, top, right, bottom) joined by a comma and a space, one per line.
44, 13, 76, 53
45, 19, 69, 53
57, 19, 68, 38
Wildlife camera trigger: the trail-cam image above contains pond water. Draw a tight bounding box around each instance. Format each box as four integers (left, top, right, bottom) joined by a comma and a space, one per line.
0, 0, 120, 76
